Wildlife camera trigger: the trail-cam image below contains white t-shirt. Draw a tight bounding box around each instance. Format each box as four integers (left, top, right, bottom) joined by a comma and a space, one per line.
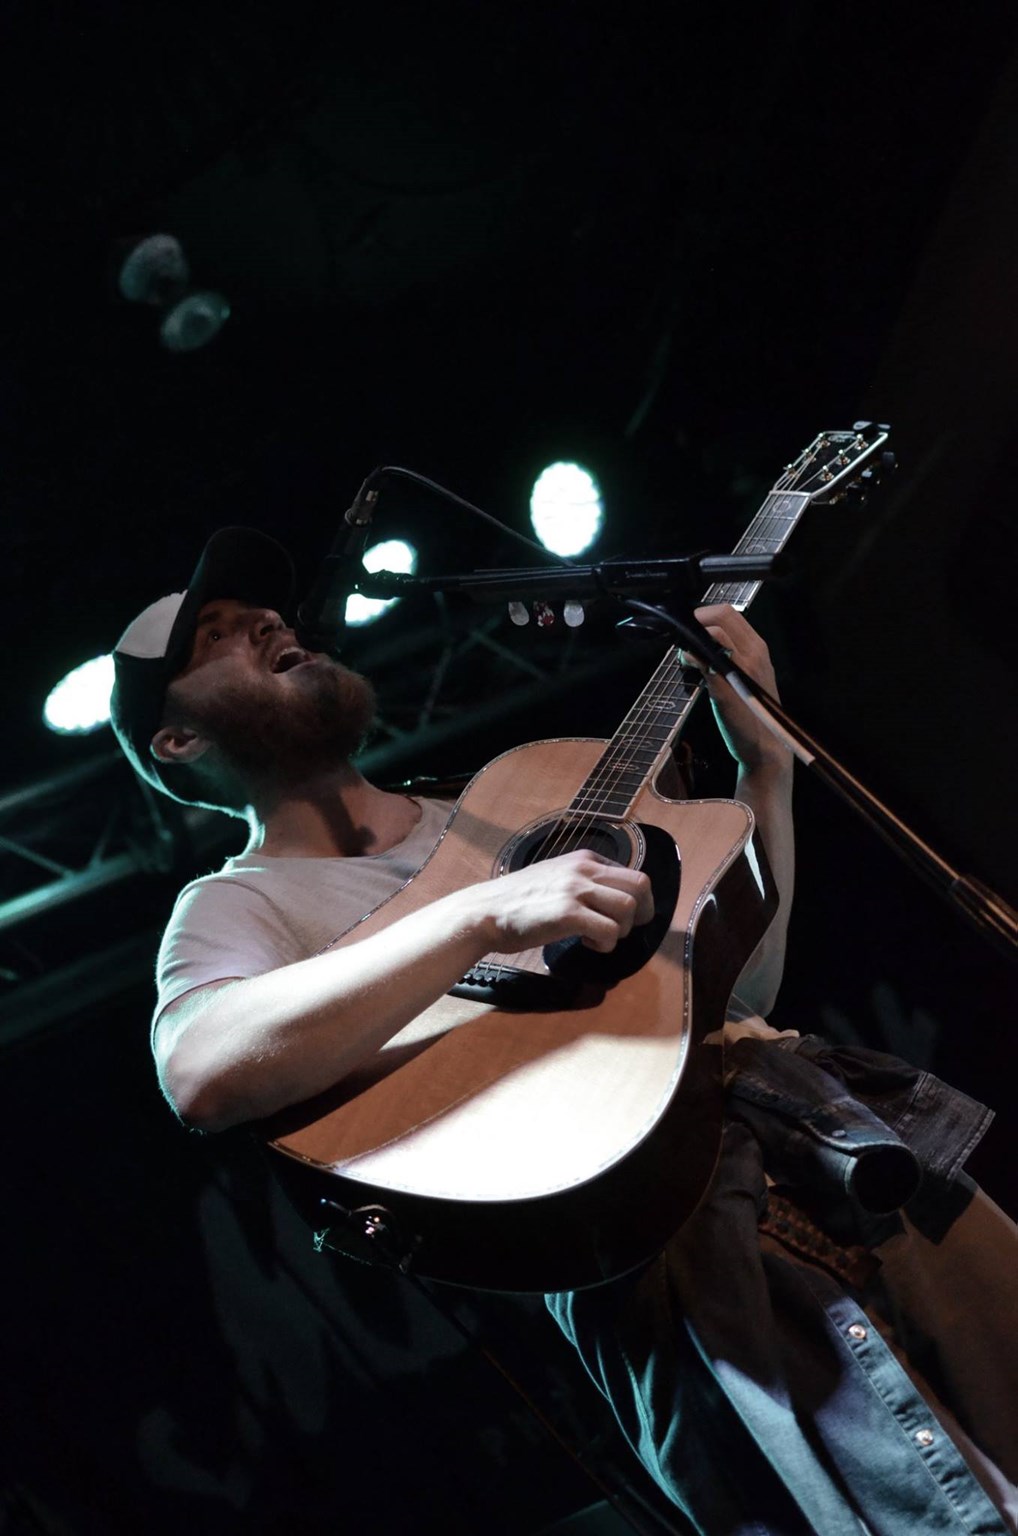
154, 796, 453, 1026
154, 793, 772, 1040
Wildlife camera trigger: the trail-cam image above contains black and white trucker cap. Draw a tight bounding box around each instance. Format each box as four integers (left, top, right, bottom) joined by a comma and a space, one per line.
110, 526, 294, 803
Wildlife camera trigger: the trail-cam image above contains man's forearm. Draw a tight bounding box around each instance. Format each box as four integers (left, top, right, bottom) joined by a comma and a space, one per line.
155, 891, 497, 1131
732, 754, 795, 1015
154, 850, 655, 1131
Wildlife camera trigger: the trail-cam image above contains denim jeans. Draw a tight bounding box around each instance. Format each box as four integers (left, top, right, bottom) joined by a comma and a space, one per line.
547, 1037, 1016, 1536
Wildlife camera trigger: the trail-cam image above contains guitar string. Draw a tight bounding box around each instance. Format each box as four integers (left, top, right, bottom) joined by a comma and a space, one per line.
482, 462, 829, 979
536, 476, 827, 870
574, 448, 841, 808
566, 484, 807, 816
515, 476, 812, 870
481, 436, 857, 980
483, 501, 791, 978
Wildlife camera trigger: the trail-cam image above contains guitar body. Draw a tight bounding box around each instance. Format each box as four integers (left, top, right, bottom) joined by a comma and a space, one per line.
266, 737, 777, 1291
265, 427, 890, 1290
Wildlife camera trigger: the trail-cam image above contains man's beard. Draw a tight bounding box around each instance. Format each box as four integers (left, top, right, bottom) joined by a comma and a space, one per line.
194, 662, 377, 792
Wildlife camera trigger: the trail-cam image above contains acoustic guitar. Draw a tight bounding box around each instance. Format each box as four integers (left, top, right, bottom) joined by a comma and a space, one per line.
266, 425, 891, 1292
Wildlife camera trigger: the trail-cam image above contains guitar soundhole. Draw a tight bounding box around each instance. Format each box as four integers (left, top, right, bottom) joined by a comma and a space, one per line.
499, 814, 640, 874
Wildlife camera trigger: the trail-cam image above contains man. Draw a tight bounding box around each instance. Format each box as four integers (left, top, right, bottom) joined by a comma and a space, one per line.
112, 526, 1016, 1535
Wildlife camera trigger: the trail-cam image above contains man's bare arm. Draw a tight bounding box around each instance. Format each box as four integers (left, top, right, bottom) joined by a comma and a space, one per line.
685, 604, 795, 1016
154, 851, 653, 1131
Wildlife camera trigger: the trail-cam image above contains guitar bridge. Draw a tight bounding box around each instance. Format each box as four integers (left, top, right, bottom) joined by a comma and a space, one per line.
449, 960, 592, 1010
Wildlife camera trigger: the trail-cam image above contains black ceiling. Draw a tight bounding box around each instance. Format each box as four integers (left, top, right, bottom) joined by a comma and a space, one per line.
4, 2, 1015, 792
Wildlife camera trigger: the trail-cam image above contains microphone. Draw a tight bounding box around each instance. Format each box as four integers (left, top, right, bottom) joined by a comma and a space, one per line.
296, 472, 381, 656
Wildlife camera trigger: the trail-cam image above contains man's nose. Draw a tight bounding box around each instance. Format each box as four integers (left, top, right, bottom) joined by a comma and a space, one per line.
247, 608, 285, 639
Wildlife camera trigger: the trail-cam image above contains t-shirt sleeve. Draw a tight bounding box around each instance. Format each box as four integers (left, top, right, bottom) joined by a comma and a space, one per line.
155, 874, 304, 1021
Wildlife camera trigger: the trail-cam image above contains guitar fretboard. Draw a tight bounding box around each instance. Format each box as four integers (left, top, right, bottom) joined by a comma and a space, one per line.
570, 488, 811, 819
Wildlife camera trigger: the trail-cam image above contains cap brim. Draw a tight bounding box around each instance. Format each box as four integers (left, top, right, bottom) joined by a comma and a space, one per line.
163, 526, 296, 677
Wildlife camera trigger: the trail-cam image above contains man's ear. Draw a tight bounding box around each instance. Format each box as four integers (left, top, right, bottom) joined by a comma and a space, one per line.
151, 724, 211, 766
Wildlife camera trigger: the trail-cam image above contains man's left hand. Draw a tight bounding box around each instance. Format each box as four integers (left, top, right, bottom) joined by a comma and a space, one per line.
680, 603, 791, 774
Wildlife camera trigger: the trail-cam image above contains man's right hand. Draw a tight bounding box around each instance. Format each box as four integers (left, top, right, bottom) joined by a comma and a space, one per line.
469, 850, 654, 955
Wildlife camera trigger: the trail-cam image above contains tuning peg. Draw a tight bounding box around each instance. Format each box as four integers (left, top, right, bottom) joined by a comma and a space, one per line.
842, 468, 881, 504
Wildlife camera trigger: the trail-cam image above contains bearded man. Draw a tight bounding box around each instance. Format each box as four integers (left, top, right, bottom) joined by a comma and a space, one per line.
111, 525, 1018, 1535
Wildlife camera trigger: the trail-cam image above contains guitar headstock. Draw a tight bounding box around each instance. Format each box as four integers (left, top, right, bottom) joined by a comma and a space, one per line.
777, 422, 895, 504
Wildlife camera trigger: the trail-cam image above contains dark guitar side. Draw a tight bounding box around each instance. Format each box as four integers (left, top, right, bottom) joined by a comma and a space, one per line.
264, 736, 777, 1292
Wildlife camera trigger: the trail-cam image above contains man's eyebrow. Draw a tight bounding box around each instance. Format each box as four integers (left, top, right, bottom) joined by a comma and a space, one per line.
195, 607, 226, 629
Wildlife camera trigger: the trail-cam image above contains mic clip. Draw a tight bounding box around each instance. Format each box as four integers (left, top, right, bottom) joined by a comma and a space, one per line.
346, 484, 379, 528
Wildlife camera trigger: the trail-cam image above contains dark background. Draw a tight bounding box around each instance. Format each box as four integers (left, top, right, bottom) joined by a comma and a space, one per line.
2, 4, 1015, 1532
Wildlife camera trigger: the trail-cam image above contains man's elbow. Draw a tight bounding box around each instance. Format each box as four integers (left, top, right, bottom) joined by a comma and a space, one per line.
158, 1048, 251, 1133
153, 985, 255, 1132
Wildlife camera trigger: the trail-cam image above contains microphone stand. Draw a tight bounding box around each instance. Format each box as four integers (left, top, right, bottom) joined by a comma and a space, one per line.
357, 558, 1017, 958
698, 637, 1018, 959
357, 551, 779, 604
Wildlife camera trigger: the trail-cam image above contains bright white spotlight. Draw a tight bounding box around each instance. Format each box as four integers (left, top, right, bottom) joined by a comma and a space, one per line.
44, 654, 115, 735
346, 538, 418, 627
529, 462, 604, 557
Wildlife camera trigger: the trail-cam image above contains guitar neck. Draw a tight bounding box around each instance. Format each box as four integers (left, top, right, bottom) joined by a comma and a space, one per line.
701, 489, 810, 612
570, 490, 811, 820
570, 424, 891, 820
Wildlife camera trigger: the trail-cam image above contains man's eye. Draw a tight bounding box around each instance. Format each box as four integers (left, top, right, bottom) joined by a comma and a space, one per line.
207, 629, 223, 643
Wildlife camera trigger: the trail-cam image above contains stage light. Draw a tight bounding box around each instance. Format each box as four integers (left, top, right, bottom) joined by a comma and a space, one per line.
159, 291, 231, 353
115, 233, 230, 352
529, 462, 604, 557
346, 539, 418, 627
117, 233, 190, 305
44, 655, 115, 735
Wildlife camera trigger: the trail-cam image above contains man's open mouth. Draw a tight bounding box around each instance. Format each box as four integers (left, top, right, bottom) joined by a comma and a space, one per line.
270, 646, 311, 674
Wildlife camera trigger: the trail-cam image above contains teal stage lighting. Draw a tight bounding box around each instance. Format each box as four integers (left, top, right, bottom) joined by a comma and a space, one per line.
44, 654, 115, 735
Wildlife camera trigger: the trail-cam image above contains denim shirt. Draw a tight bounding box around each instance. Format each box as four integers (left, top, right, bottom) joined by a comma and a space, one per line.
726, 1034, 992, 1245
546, 1037, 1012, 1536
